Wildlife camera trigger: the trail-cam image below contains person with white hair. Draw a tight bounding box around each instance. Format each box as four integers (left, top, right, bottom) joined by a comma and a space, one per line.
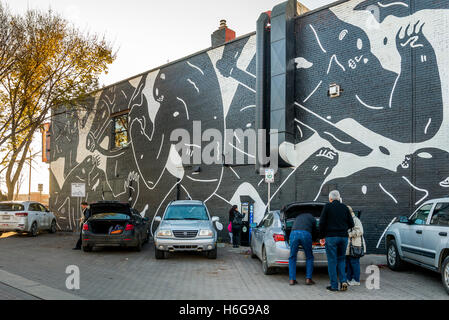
319, 190, 354, 292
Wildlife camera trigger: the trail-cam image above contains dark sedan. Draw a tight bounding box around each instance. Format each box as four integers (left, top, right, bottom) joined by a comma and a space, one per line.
82, 202, 150, 252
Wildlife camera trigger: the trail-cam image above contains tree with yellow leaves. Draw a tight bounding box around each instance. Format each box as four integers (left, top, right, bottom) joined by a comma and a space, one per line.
0, 5, 115, 200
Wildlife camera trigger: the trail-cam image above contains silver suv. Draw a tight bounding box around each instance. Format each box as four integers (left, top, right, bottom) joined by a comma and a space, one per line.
385, 197, 449, 294
154, 200, 219, 260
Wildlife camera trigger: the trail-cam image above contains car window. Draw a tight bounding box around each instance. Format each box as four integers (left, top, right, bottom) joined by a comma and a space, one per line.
0, 203, 25, 211
38, 204, 47, 212
164, 205, 209, 221
410, 204, 433, 225
263, 213, 274, 228
28, 203, 39, 211
258, 214, 269, 228
431, 203, 449, 226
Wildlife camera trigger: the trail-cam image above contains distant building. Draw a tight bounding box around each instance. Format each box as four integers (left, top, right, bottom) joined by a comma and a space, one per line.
15, 193, 49, 206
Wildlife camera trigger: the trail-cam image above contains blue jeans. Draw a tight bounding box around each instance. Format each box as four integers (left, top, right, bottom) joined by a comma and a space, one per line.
346, 256, 361, 282
289, 230, 314, 281
325, 237, 348, 289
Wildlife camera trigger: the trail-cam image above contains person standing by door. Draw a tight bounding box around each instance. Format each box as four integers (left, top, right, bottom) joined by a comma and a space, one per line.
231, 205, 244, 248
228, 206, 235, 245
73, 202, 91, 250
319, 190, 354, 292
346, 206, 366, 286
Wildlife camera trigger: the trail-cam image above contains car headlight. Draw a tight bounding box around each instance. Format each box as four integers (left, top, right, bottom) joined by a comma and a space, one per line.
157, 230, 173, 237
199, 229, 213, 237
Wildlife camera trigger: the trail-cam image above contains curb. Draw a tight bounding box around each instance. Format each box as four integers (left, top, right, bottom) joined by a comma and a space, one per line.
0, 269, 85, 300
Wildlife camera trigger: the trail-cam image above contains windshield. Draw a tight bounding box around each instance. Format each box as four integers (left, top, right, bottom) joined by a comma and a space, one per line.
164, 205, 209, 221
0, 203, 25, 211
90, 213, 131, 220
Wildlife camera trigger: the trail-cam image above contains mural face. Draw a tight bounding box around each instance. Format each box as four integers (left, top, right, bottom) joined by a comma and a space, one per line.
50, 0, 449, 251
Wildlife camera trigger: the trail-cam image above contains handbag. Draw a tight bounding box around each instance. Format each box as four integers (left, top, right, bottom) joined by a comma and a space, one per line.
228, 222, 232, 233
349, 235, 365, 258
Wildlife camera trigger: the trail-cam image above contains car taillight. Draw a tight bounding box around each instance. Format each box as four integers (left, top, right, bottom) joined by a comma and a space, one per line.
82, 223, 89, 231
15, 212, 28, 217
273, 234, 285, 242
125, 224, 134, 231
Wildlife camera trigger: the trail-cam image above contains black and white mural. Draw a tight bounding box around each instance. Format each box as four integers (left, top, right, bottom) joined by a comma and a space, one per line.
50, 0, 449, 251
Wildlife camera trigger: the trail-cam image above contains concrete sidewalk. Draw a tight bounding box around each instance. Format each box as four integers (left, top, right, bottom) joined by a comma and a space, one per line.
0, 269, 84, 300
0, 232, 447, 300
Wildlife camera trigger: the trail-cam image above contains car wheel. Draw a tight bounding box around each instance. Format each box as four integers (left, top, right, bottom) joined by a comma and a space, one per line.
29, 222, 38, 237
442, 256, 449, 295
207, 247, 217, 259
155, 248, 166, 260
134, 236, 142, 252
387, 239, 404, 271
262, 246, 276, 275
83, 245, 93, 252
48, 220, 57, 234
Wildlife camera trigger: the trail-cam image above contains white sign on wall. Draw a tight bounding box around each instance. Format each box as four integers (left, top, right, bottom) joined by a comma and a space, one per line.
71, 183, 86, 198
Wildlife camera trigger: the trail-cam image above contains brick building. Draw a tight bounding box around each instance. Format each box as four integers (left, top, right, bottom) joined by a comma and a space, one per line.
49, 0, 449, 252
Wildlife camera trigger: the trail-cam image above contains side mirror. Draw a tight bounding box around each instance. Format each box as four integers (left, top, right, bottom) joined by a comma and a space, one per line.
154, 216, 162, 223
399, 216, 410, 224
250, 223, 258, 228
212, 216, 220, 223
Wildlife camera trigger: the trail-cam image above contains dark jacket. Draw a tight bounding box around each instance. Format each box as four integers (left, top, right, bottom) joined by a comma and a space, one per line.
292, 213, 318, 241
232, 210, 244, 226
82, 208, 91, 222
319, 201, 354, 238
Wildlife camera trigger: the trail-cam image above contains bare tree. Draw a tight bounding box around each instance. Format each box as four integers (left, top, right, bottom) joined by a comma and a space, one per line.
0, 8, 116, 200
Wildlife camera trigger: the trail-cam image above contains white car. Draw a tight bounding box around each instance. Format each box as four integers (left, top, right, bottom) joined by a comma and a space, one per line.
0, 201, 57, 237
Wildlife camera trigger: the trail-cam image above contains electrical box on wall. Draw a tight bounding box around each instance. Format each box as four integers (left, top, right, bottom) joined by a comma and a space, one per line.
328, 83, 341, 98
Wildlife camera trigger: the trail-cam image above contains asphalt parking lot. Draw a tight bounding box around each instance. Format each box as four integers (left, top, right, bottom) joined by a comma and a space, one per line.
0, 231, 448, 300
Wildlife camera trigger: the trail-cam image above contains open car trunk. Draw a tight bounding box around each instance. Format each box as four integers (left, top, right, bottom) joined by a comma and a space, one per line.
280, 202, 326, 245
88, 202, 132, 235
89, 219, 129, 235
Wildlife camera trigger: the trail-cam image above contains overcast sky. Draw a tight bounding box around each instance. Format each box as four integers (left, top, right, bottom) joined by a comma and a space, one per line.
1, 0, 335, 195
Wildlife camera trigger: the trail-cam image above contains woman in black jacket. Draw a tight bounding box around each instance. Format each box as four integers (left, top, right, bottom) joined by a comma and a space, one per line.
230, 205, 244, 248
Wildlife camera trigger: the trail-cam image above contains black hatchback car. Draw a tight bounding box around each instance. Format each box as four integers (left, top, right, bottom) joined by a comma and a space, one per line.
82, 201, 150, 252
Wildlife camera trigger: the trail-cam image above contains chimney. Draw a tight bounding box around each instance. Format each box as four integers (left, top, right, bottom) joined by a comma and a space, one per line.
211, 19, 236, 47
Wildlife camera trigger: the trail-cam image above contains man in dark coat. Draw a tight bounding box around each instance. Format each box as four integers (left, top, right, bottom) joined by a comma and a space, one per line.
73, 202, 91, 250
319, 191, 354, 292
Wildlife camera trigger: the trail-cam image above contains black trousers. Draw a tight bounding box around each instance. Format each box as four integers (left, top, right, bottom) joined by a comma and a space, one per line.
232, 225, 242, 246
75, 231, 82, 249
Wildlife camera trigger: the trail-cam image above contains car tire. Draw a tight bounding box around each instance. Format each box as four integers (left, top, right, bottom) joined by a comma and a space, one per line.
83, 245, 93, 252
48, 220, 57, 234
262, 246, 276, 275
442, 256, 449, 295
29, 222, 38, 237
387, 239, 404, 271
155, 248, 166, 260
134, 236, 142, 252
207, 247, 217, 260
